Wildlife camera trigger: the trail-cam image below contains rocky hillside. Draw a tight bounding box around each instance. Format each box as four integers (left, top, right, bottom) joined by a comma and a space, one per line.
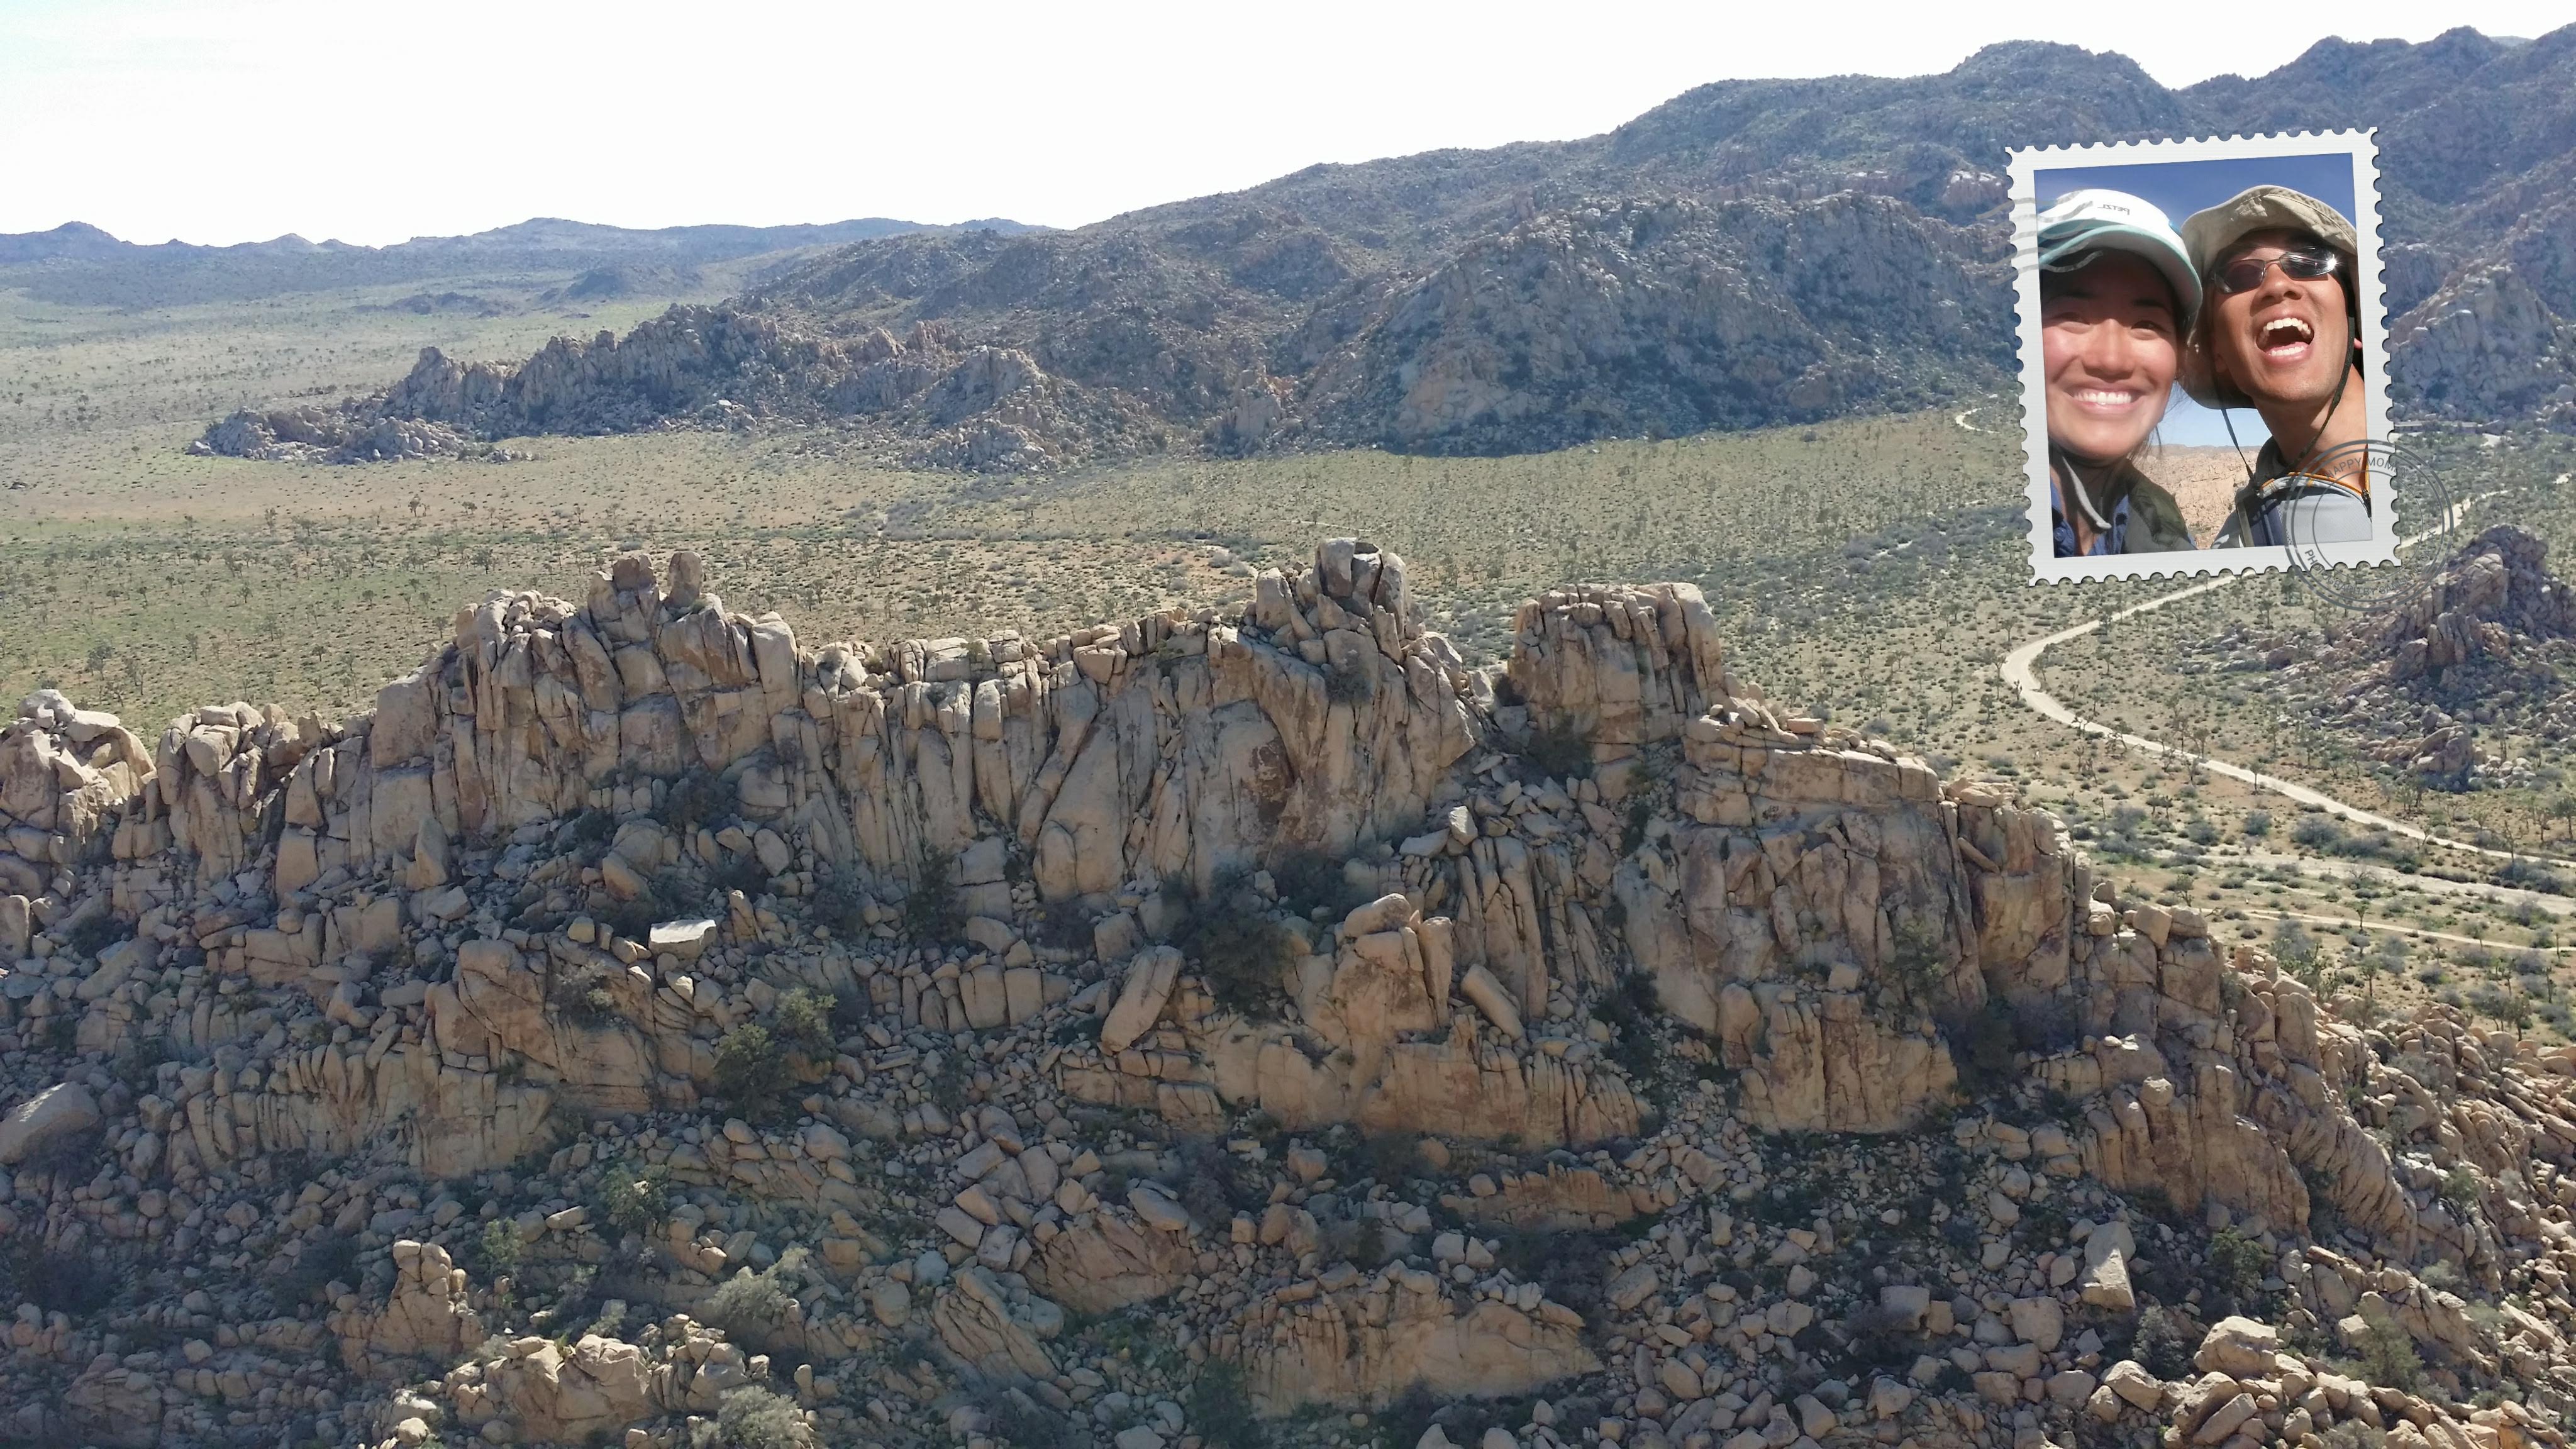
2211, 525, 2576, 788
196, 28, 2576, 469
1, 543, 2571, 1449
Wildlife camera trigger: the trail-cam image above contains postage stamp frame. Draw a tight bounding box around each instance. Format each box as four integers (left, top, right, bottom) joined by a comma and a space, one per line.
2007, 129, 2396, 585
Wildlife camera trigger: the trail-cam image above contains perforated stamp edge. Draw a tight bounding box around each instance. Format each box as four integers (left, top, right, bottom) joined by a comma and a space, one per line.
2007, 130, 2397, 585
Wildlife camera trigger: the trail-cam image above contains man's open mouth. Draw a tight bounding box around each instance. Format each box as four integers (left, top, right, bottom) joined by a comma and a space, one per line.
2257, 316, 2315, 362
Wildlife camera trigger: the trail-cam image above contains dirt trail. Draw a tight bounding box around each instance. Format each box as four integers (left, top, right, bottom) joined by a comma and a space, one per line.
1999, 493, 2576, 901
2241, 906, 2565, 954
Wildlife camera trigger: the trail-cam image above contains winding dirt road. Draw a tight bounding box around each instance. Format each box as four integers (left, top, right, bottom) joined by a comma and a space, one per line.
1998, 497, 2576, 904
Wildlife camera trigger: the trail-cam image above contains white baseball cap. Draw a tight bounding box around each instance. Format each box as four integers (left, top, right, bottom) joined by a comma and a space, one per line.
2036, 188, 2202, 325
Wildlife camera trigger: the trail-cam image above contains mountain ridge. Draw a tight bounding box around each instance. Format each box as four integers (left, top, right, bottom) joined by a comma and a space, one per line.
192, 27, 2576, 469
0, 214, 1044, 306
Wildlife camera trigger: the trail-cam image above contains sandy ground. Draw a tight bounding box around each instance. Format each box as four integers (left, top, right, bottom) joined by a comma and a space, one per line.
2146, 445, 2255, 547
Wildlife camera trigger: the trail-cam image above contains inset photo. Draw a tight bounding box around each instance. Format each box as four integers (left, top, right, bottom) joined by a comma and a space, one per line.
2009, 131, 2395, 582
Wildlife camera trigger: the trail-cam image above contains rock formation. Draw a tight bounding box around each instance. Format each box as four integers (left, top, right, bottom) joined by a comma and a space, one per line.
2258, 526, 2576, 787
0, 540, 2570, 1449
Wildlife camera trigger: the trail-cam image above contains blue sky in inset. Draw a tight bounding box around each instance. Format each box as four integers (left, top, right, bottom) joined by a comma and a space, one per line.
2033, 152, 2359, 229
2036, 150, 2363, 449
2162, 391, 2265, 448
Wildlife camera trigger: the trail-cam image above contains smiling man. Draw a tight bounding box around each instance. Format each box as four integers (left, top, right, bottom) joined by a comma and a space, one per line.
2036, 189, 2201, 557
2180, 186, 2374, 547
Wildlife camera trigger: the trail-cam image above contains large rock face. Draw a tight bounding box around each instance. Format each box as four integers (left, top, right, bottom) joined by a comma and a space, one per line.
7, 539, 2576, 1449
0, 1081, 101, 1165
1233, 1268, 1599, 1411
0, 541, 2460, 1218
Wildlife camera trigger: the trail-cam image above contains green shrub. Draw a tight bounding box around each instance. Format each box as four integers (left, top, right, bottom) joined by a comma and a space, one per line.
1620, 799, 1652, 855
703, 1247, 813, 1356
2132, 1306, 2194, 1380
111, 1034, 172, 1094
902, 848, 960, 942
1180, 877, 1298, 1013
0, 1239, 115, 1316
566, 809, 616, 852
1038, 897, 1092, 950
1324, 1218, 1397, 1270
276, 1231, 358, 1304
925, 1050, 971, 1115
772, 988, 835, 1057
1590, 970, 1668, 1090
1492, 1227, 1620, 1323
2357, 1315, 2424, 1391
662, 769, 730, 834
806, 870, 871, 936
2291, 814, 2345, 851
1271, 850, 1363, 919
2205, 1226, 2270, 1306
711, 850, 769, 898
592, 1162, 670, 1240
2437, 1167, 2480, 1212
707, 1384, 813, 1448
1525, 713, 1593, 780
2272, 919, 2319, 982
1941, 997, 2019, 1095
1188, 1360, 1265, 1449
60, 914, 126, 958
713, 1023, 791, 1115
1887, 922, 1949, 1006
475, 1219, 523, 1278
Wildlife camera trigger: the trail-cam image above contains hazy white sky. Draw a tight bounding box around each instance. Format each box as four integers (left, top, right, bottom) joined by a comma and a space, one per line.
3, 1, 2568, 247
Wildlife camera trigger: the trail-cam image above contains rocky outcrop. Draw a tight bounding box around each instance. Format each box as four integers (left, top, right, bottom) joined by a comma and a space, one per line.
1231, 1265, 1598, 1411
1300, 194, 2006, 455
2392, 263, 2576, 433
0, 1080, 101, 1165
1030, 1214, 1193, 1314
2336, 526, 2576, 685
191, 185, 2012, 473
187, 406, 479, 464
334, 1240, 486, 1375
2264, 526, 2576, 787
8, 538, 2576, 1449
440, 1314, 802, 1443
930, 1264, 1061, 1380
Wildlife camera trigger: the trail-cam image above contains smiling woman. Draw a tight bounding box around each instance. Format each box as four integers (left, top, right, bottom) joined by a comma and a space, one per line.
2007, 130, 2395, 583
2033, 189, 2200, 558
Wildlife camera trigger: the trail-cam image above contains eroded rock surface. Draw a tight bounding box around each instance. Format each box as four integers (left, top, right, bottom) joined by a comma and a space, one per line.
0, 541, 2569, 1449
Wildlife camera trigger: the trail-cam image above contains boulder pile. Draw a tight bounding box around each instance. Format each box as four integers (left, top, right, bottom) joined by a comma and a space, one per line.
0, 540, 2569, 1449
2272, 525, 2576, 786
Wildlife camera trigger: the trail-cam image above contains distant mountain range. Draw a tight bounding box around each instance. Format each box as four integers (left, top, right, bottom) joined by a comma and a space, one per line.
0, 214, 1040, 308
187, 26, 2576, 468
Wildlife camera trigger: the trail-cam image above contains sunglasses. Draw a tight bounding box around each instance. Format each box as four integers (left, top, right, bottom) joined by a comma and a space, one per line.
2209, 246, 2341, 296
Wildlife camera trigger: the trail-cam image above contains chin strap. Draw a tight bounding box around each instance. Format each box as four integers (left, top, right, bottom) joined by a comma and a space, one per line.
2050, 445, 2119, 533
2219, 346, 2365, 531
2286, 358, 2358, 483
